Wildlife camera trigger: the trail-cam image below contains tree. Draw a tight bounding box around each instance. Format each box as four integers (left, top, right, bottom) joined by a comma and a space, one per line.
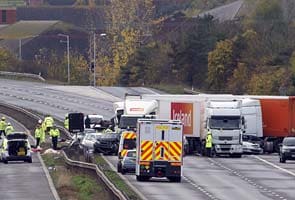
174, 15, 218, 88
247, 67, 286, 95
207, 39, 235, 91
227, 63, 249, 94
0, 48, 18, 71
101, 0, 154, 85
69, 52, 90, 85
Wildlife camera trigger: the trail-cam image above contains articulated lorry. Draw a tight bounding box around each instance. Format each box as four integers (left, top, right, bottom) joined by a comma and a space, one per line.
255, 96, 295, 152
140, 94, 264, 155
155, 99, 245, 156
142, 94, 295, 153
136, 119, 183, 182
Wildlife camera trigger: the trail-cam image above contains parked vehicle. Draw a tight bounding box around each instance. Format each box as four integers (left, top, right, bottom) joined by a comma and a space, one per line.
136, 119, 183, 182
85, 114, 104, 129
242, 141, 263, 154
279, 137, 295, 163
113, 94, 157, 131
80, 132, 103, 150
0, 132, 32, 164
94, 132, 120, 155
76, 128, 96, 143
118, 149, 136, 174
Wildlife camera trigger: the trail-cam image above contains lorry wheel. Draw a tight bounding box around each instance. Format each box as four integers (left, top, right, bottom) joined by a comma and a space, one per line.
136, 175, 149, 182
169, 177, 181, 183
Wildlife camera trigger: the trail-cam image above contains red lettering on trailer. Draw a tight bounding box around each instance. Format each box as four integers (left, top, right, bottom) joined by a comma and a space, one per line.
171, 103, 193, 135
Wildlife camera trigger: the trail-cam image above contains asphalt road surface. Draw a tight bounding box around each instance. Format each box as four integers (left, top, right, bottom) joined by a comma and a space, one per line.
1, 79, 295, 200
0, 114, 55, 200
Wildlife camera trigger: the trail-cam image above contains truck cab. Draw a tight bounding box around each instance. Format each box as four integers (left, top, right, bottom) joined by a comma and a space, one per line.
206, 100, 244, 157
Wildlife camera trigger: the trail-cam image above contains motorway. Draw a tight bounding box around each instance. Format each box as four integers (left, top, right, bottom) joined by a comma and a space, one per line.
1, 79, 295, 200
0, 114, 55, 200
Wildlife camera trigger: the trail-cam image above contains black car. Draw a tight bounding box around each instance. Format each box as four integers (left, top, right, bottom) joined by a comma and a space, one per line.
279, 137, 295, 163
94, 132, 120, 155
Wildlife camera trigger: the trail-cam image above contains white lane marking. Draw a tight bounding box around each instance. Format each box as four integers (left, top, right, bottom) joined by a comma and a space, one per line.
253, 155, 295, 177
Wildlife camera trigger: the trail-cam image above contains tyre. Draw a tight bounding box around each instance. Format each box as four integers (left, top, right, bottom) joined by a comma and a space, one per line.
136, 175, 149, 182
3, 160, 8, 164
168, 177, 181, 183
27, 157, 33, 163
280, 156, 286, 163
117, 163, 122, 173
121, 169, 126, 175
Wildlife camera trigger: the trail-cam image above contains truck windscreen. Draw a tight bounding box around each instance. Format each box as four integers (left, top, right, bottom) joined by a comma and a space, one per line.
123, 139, 136, 149
119, 117, 140, 128
209, 116, 240, 130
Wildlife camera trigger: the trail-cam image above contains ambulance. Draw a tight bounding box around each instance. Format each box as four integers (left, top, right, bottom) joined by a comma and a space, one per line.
136, 119, 183, 182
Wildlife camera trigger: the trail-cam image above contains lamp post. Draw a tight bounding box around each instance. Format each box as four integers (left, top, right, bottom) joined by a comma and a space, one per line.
58, 33, 70, 84
93, 33, 106, 87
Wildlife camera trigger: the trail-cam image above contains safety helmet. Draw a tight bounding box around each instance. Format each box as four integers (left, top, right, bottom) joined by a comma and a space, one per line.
65, 113, 68, 118
7, 122, 11, 126
38, 119, 42, 124
1, 116, 5, 120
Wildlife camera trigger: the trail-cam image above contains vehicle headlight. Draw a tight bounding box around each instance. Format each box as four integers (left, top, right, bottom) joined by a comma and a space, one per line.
96, 141, 100, 144
282, 147, 290, 153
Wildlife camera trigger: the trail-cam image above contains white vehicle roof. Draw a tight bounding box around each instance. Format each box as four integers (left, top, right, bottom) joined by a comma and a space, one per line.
124, 99, 157, 115
86, 114, 103, 119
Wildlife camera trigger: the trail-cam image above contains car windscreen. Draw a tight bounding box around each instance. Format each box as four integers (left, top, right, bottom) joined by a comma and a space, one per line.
100, 133, 118, 139
119, 116, 140, 128
89, 117, 102, 124
209, 116, 240, 130
123, 139, 136, 150
283, 138, 295, 146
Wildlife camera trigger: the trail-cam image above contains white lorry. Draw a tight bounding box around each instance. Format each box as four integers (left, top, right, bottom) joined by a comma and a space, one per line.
136, 119, 183, 182
114, 95, 158, 171
140, 94, 263, 156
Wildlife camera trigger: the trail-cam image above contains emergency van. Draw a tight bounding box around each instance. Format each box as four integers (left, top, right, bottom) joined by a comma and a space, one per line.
136, 119, 183, 182
117, 130, 137, 173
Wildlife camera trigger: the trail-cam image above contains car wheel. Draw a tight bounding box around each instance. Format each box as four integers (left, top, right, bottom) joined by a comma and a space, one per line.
117, 163, 122, 173
3, 160, 8, 164
27, 157, 32, 163
121, 169, 126, 175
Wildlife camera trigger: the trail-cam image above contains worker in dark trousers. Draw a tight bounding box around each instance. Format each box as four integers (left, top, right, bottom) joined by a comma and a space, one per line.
85, 115, 91, 128
0, 116, 7, 138
206, 131, 213, 157
49, 125, 60, 150
34, 120, 43, 148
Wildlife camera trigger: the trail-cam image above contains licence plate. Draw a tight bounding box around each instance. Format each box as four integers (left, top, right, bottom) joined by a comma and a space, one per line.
291, 155, 295, 157
17, 151, 25, 156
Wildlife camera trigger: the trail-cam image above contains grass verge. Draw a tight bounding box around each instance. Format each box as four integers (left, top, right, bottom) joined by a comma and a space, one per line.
94, 155, 141, 200
42, 153, 110, 200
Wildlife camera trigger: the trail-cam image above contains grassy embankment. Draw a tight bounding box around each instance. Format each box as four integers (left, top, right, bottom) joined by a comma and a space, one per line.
42, 153, 111, 200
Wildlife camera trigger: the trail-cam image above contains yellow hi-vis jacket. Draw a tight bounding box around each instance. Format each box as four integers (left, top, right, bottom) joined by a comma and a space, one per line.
44, 116, 54, 129
5, 125, 14, 135
206, 132, 212, 148
35, 126, 45, 143
64, 118, 69, 130
0, 120, 7, 131
49, 128, 60, 137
